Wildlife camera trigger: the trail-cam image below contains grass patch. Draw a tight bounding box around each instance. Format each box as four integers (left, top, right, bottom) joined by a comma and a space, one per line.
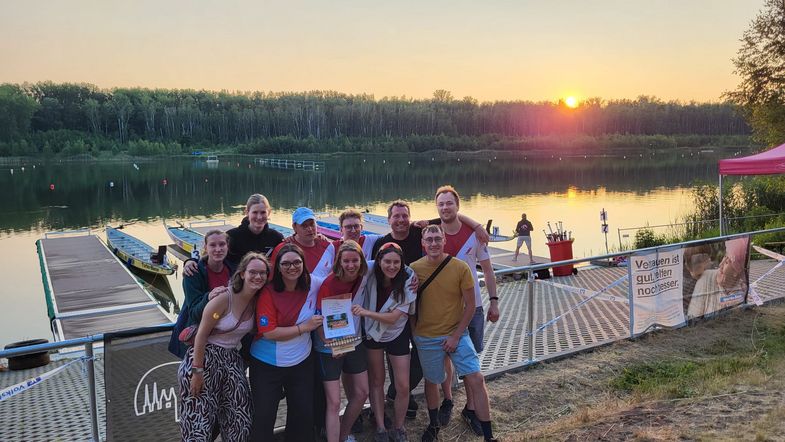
610, 319, 785, 400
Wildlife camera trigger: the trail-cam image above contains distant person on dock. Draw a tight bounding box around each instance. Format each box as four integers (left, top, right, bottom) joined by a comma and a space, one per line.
411, 225, 497, 442
170, 229, 236, 358
271, 207, 333, 278
182, 193, 284, 277
177, 252, 269, 442
434, 185, 499, 435
249, 243, 324, 441
513, 213, 534, 264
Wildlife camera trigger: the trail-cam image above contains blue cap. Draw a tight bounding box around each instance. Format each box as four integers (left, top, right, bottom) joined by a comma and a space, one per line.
292, 207, 316, 225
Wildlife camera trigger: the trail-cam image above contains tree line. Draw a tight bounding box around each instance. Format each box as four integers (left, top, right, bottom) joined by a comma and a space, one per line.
0, 82, 751, 157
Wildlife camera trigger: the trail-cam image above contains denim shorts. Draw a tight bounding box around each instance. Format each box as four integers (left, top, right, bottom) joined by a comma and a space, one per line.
413, 331, 480, 384
467, 306, 484, 353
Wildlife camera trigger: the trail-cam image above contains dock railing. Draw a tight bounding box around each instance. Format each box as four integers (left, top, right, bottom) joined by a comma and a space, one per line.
3, 227, 785, 440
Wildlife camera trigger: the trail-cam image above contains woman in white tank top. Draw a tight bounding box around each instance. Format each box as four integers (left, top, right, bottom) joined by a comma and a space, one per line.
177, 252, 270, 442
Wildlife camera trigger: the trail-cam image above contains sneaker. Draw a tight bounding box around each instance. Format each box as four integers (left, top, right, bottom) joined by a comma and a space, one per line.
350, 413, 363, 434
391, 428, 409, 442
461, 408, 483, 436
421, 425, 439, 442
406, 396, 418, 420
344, 435, 358, 442
512, 257, 518, 262
437, 399, 454, 426
370, 410, 394, 430
373, 429, 389, 442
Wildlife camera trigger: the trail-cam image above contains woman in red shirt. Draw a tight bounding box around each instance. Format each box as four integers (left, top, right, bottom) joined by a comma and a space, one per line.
249, 243, 324, 440
315, 240, 370, 442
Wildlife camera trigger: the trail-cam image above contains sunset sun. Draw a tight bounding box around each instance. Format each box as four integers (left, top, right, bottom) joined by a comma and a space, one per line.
565, 96, 578, 108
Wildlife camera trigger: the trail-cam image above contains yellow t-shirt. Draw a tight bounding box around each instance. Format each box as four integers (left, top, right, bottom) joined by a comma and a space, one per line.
411, 255, 475, 337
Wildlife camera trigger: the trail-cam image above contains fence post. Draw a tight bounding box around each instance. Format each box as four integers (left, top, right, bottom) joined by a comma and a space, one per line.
85, 341, 99, 442
627, 252, 635, 339
526, 269, 536, 363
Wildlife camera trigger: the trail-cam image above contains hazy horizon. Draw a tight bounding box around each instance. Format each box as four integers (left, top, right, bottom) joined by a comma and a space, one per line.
0, 0, 760, 103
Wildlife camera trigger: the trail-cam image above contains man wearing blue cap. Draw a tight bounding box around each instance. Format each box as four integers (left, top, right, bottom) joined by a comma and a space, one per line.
270, 207, 333, 279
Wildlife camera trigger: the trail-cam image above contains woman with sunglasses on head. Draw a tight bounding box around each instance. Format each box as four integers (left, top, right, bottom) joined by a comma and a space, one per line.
249, 243, 325, 441
352, 242, 419, 442
315, 240, 372, 442
178, 252, 269, 442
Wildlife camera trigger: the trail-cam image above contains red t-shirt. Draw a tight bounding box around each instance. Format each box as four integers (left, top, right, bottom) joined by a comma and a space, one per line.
271, 236, 331, 274
443, 223, 474, 257
317, 273, 362, 311
256, 286, 308, 338
331, 236, 367, 251
206, 264, 230, 290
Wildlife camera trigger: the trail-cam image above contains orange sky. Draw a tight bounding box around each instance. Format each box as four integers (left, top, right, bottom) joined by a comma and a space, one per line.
0, 0, 760, 102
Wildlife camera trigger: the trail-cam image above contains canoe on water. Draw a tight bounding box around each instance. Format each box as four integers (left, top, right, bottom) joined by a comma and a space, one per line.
164, 221, 205, 260
106, 226, 175, 275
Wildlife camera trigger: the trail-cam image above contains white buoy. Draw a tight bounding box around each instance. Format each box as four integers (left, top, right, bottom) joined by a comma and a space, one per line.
109, 181, 114, 188
10, 169, 13, 174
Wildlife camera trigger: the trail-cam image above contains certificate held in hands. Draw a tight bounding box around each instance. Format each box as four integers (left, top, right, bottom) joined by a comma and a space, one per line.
322, 293, 361, 355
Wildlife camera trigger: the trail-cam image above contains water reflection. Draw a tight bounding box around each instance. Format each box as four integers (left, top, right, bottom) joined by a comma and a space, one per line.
0, 153, 721, 345
0, 154, 717, 234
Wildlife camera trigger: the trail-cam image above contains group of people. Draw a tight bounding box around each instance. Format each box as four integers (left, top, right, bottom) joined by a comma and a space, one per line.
170, 187, 502, 442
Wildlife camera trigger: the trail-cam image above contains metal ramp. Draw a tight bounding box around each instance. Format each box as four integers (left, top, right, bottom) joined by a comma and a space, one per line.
37, 232, 171, 341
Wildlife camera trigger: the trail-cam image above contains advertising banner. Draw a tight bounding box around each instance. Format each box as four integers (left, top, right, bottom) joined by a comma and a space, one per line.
630, 236, 750, 335
630, 247, 686, 334
104, 328, 180, 441
682, 236, 750, 320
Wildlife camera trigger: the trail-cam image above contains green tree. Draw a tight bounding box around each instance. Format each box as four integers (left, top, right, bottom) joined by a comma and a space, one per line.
726, 0, 785, 145
0, 84, 38, 141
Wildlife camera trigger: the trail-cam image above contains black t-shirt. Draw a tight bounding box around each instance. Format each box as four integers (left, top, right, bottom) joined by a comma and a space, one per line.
372, 224, 425, 265
226, 217, 284, 265
516, 220, 533, 237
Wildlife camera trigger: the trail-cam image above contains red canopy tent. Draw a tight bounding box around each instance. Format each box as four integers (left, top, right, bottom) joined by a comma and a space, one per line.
718, 142, 785, 234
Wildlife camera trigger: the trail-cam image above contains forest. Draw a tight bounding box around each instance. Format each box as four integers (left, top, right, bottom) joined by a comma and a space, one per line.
0, 82, 752, 157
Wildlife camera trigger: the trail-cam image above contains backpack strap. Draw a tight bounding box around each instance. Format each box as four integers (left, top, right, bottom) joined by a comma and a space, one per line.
415, 256, 452, 318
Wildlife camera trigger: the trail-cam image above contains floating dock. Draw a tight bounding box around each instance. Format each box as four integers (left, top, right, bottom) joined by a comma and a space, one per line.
36, 231, 171, 341
254, 157, 325, 171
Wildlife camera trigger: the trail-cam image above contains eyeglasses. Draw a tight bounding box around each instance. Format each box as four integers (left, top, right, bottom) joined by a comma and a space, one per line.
423, 237, 444, 244
247, 270, 268, 278
280, 260, 303, 269
342, 224, 362, 231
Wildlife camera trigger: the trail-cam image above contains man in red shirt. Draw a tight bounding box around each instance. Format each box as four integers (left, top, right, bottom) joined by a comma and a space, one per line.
270, 207, 333, 278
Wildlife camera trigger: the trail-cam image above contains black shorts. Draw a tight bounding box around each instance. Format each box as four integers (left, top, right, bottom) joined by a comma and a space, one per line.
363, 326, 411, 356
317, 344, 368, 381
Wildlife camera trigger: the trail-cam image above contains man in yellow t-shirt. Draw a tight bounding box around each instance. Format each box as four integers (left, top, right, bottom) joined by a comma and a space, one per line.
410, 225, 497, 442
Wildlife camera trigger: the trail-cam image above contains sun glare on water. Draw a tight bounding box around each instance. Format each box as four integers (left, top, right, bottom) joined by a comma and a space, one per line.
565, 96, 578, 108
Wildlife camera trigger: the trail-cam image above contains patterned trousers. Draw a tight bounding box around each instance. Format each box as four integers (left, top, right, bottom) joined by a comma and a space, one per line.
178, 344, 252, 442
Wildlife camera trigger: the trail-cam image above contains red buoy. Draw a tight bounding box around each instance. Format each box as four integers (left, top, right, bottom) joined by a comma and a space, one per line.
49, 184, 55, 191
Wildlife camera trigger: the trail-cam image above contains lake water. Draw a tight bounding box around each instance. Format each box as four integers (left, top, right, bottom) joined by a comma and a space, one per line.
0, 151, 727, 347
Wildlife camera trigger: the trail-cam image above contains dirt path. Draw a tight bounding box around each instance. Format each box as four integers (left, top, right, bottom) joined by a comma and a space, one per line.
367, 303, 785, 441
